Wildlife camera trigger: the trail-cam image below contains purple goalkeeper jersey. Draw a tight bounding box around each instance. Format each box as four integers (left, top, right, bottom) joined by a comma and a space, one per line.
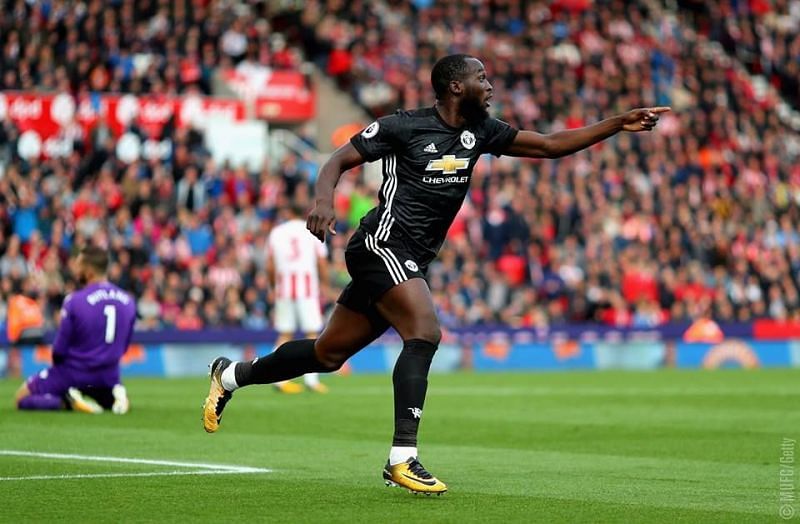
52, 281, 136, 373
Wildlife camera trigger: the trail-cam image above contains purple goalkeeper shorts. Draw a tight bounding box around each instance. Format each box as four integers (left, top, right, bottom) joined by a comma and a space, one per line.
26, 366, 120, 398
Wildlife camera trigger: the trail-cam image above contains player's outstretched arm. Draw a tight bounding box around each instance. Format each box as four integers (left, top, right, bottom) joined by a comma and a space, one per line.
307, 143, 366, 242
504, 107, 670, 159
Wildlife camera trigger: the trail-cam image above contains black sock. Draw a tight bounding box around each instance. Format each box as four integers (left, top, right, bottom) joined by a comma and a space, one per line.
392, 339, 437, 447
234, 339, 329, 387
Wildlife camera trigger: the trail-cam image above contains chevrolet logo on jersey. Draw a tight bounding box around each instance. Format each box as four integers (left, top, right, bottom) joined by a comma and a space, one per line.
425, 155, 469, 175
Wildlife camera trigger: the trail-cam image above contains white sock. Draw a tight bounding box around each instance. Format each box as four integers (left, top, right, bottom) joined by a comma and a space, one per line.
220, 363, 239, 391
389, 446, 417, 466
304, 373, 320, 387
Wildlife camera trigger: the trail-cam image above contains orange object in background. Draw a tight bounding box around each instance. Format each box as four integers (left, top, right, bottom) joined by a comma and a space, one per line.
34, 345, 52, 364
554, 340, 581, 360
683, 318, 724, 344
483, 339, 511, 361
331, 123, 365, 149
7, 295, 44, 343
121, 344, 146, 366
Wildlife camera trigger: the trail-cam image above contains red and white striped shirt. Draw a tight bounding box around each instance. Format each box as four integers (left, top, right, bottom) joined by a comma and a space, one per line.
268, 219, 327, 300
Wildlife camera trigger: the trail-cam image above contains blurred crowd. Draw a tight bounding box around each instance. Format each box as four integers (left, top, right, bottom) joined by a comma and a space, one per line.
676, 0, 800, 109
2, 0, 800, 331
0, 0, 304, 96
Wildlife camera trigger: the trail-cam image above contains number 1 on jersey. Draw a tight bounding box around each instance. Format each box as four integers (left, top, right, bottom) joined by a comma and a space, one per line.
103, 304, 116, 343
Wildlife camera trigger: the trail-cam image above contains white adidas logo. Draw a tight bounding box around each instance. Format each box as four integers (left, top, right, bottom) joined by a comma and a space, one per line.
423, 143, 438, 153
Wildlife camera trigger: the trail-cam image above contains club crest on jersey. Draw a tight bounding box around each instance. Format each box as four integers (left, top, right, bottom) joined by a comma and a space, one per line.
460, 130, 476, 149
361, 121, 379, 138
404, 260, 419, 272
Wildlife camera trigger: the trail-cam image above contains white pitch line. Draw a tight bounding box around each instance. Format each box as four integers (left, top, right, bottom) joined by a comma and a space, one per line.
0, 470, 250, 482
0, 450, 271, 474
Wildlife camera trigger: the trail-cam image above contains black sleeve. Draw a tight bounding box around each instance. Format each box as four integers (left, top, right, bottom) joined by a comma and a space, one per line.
349, 114, 404, 162
480, 118, 519, 157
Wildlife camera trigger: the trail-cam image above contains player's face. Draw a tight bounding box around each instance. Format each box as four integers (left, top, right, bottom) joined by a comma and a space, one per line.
458, 58, 493, 123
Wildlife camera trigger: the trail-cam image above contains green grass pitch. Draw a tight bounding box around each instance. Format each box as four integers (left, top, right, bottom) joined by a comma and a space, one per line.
1, 369, 798, 522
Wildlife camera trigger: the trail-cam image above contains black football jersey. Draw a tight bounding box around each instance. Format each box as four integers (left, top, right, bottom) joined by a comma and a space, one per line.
350, 107, 518, 266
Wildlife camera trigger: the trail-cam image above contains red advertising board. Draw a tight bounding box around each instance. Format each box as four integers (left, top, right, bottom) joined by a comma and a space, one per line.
753, 320, 800, 340
222, 68, 315, 122
0, 91, 246, 158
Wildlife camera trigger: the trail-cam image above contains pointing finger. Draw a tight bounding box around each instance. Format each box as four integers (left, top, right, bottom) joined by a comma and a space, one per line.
649, 107, 671, 114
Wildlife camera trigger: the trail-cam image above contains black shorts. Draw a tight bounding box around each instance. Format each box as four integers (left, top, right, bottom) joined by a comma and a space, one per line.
337, 228, 427, 324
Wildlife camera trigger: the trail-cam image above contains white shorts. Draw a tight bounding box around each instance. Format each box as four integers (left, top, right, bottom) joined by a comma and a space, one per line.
273, 298, 323, 334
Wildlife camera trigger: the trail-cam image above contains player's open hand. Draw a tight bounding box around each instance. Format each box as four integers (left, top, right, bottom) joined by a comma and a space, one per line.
307, 200, 336, 242
621, 107, 671, 132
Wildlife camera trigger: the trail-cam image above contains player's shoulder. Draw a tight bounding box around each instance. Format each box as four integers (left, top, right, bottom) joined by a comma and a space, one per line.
475, 116, 514, 133
271, 220, 289, 233
397, 107, 433, 119
393, 106, 438, 125
269, 219, 297, 238
94, 282, 135, 306
107, 282, 134, 302
376, 107, 435, 130
63, 292, 76, 307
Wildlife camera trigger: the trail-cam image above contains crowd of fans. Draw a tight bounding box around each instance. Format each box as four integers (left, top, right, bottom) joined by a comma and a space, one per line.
1, 0, 800, 332
674, 0, 800, 109
0, 0, 304, 96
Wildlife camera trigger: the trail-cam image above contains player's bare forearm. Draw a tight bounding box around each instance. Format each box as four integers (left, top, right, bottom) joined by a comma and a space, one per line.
505, 107, 670, 159
313, 143, 365, 204
313, 163, 343, 207
308, 143, 366, 241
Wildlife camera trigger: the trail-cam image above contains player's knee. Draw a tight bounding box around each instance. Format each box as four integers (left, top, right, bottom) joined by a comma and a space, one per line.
14, 384, 29, 405
410, 323, 441, 346
313, 345, 347, 372
315, 352, 345, 372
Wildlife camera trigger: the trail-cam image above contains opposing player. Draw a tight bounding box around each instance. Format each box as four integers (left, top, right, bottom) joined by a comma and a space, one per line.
203, 54, 668, 494
266, 204, 330, 394
15, 246, 136, 414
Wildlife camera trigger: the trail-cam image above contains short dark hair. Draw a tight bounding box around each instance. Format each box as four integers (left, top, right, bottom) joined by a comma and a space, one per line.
287, 203, 306, 217
80, 245, 108, 274
431, 54, 475, 100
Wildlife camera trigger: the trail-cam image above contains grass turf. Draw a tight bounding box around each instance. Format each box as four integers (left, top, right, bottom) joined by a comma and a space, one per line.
1, 369, 798, 523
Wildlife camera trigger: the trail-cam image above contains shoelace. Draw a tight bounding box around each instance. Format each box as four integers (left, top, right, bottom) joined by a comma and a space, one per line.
407, 459, 434, 480
215, 390, 232, 416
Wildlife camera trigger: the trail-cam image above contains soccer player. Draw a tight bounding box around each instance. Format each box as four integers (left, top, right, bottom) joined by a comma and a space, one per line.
266, 204, 330, 394
203, 54, 667, 494
15, 246, 137, 414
